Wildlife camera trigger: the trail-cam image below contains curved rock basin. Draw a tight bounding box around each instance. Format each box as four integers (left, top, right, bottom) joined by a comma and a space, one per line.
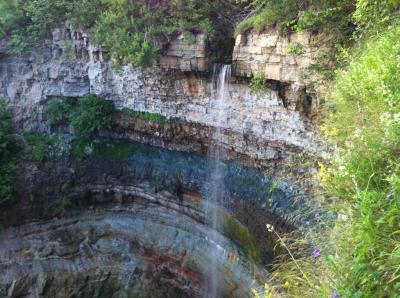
0, 140, 316, 297
0, 190, 264, 297
89, 140, 313, 226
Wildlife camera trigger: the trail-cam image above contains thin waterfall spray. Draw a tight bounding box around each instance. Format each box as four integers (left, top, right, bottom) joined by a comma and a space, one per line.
206, 64, 232, 298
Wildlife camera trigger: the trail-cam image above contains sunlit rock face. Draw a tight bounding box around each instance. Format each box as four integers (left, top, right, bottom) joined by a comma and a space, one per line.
159, 32, 208, 71
232, 28, 331, 86
0, 25, 323, 170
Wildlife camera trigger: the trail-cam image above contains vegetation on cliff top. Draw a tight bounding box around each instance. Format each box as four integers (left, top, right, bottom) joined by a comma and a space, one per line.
259, 22, 400, 298
0, 0, 240, 66
235, 0, 399, 35
240, 0, 399, 82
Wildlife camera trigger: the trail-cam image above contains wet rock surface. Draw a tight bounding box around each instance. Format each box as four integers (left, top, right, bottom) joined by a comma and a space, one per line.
0, 139, 322, 297
5, 140, 314, 229
0, 196, 263, 298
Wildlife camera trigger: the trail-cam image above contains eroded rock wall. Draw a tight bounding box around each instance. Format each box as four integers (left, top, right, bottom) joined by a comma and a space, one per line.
233, 28, 331, 86
0, 25, 323, 169
0, 196, 262, 298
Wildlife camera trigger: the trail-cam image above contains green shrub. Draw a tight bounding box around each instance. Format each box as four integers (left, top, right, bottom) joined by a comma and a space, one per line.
70, 94, 115, 141
1, 0, 230, 67
0, 98, 20, 204
287, 42, 305, 56
235, 0, 300, 34
44, 95, 115, 145
8, 0, 68, 53
307, 42, 351, 81
0, 0, 27, 38
235, 0, 355, 35
91, 5, 159, 68
295, 1, 355, 34
324, 24, 400, 297
121, 108, 168, 124
354, 0, 400, 34
23, 133, 52, 163
65, 0, 109, 29
43, 97, 77, 126
249, 72, 267, 93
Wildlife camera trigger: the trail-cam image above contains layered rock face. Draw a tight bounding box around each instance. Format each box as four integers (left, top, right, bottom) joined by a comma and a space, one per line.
0, 22, 324, 298
233, 28, 329, 86
6, 140, 310, 230
159, 33, 208, 71
0, 25, 322, 169
0, 192, 262, 298
0, 140, 316, 297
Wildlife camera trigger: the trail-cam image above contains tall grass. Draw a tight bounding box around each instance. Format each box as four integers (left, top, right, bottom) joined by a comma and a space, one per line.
261, 24, 400, 298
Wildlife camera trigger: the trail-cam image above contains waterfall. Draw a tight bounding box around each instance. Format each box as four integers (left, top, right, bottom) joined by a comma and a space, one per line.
206, 64, 232, 298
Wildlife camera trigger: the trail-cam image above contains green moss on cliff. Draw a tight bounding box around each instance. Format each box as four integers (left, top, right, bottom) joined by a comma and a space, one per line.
121, 108, 168, 124
0, 98, 20, 204
223, 216, 262, 262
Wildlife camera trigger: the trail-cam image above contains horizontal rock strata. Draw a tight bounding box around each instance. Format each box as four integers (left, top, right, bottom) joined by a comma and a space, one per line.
0, 25, 323, 169
233, 28, 331, 86
0, 192, 263, 298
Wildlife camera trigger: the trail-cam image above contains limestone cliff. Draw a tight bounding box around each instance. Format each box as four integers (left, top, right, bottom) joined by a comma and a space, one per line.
0, 24, 323, 172
0, 23, 327, 298
232, 28, 331, 87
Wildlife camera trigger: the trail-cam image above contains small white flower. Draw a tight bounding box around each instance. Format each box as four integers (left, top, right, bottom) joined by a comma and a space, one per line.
266, 224, 274, 232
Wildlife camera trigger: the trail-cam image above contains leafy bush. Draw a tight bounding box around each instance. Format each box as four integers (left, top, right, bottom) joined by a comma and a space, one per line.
354, 0, 400, 34
7, 0, 68, 53
327, 24, 400, 297
69, 94, 115, 141
65, 0, 109, 29
23, 133, 52, 163
121, 108, 168, 124
0, 98, 19, 204
1, 0, 232, 67
0, 0, 27, 38
235, 0, 300, 34
235, 0, 355, 34
287, 42, 305, 56
44, 95, 115, 142
295, 1, 355, 34
43, 97, 77, 126
249, 72, 267, 93
22, 133, 69, 163
307, 42, 351, 81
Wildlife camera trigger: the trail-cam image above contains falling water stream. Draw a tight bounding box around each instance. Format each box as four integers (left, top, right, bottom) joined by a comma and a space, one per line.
206, 64, 232, 298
